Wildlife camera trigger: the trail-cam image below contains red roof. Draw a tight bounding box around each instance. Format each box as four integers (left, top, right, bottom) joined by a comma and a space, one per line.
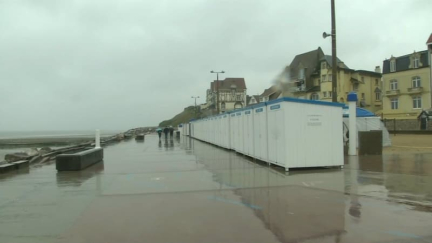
427, 33, 432, 45
210, 78, 247, 91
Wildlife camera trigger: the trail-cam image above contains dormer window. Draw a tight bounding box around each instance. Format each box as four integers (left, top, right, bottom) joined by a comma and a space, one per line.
413, 56, 419, 68
390, 60, 396, 72
298, 68, 305, 80
321, 62, 326, 69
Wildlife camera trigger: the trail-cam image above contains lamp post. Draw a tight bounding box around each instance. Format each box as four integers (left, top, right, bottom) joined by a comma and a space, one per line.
191, 96, 200, 117
323, 0, 338, 103
210, 70, 225, 114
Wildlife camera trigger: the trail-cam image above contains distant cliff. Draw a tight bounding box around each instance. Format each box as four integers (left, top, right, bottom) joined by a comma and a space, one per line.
159, 106, 198, 127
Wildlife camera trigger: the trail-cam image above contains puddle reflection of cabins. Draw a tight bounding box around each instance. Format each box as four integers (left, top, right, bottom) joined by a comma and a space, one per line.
192, 140, 345, 242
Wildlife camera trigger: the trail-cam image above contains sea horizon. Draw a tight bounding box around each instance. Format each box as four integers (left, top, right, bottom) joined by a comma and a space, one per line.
0, 129, 124, 139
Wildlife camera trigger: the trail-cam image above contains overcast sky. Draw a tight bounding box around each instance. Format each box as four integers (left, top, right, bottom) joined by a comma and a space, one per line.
0, 0, 431, 131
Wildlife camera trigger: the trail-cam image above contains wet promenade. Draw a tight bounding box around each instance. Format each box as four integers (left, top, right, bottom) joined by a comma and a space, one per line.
1, 135, 431, 243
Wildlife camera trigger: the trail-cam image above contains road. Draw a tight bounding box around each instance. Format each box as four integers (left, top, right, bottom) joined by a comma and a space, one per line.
1, 135, 431, 243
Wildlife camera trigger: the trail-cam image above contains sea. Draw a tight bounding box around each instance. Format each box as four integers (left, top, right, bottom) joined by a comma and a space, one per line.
0, 130, 123, 162
0, 130, 122, 139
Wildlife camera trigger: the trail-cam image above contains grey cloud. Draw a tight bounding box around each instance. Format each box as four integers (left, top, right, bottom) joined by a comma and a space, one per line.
0, 0, 430, 131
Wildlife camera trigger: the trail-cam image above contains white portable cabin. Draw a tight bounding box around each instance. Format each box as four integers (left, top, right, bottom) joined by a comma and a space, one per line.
265, 97, 345, 171
252, 103, 268, 162
235, 108, 248, 154
216, 115, 223, 147
229, 112, 236, 150
242, 107, 254, 156
221, 113, 231, 149
234, 110, 244, 153
185, 123, 190, 136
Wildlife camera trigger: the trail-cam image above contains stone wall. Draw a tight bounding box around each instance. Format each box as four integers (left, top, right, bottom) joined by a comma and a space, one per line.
383, 118, 432, 131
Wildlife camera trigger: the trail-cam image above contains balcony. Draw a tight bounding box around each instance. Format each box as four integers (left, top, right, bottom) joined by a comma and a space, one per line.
385, 89, 400, 96
292, 86, 306, 93
374, 100, 382, 106
407, 87, 423, 94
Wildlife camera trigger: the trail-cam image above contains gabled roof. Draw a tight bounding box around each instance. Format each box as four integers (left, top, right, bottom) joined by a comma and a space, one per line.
382, 50, 429, 74
210, 78, 247, 91
269, 91, 281, 100
320, 55, 349, 69
287, 47, 325, 78
246, 95, 261, 105
426, 33, 432, 45
260, 85, 279, 97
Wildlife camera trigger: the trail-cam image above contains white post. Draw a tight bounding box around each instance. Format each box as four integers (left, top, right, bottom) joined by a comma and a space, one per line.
347, 92, 357, 156
95, 129, 101, 148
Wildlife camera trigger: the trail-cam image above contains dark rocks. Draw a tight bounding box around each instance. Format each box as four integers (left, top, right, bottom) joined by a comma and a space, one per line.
5, 153, 29, 162
39, 147, 52, 155
29, 155, 42, 164
27, 148, 39, 156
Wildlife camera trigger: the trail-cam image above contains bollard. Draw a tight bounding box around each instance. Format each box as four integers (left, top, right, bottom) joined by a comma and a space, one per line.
347, 92, 357, 156
95, 129, 101, 148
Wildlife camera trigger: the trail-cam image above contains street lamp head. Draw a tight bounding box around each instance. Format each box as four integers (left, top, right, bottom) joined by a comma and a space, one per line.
210, 71, 214, 73
322, 32, 332, 39
221, 71, 225, 73
197, 96, 200, 98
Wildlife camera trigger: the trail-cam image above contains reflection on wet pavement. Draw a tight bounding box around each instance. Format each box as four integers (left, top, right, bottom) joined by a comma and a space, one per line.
0, 135, 431, 243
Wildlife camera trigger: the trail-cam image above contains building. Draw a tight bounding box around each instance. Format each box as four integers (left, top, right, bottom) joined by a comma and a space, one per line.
246, 95, 261, 106
276, 47, 382, 112
260, 85, 281, 102
206, 78, 247, 113
382, 49, 431, 120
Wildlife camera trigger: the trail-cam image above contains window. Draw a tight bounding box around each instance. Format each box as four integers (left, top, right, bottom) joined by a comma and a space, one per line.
329, 92, 332, 98
328, 74, 332, 81
413, 96, 422, 109
353, 83, 359, 91
298, 68, 305, 79
413, 56, 419, 68
321, 75, 326, 81
390, 79, 398, 90
375, 92, 381, 101
310, 93, 319, 100
375, 79, 379, 86
221, 102, 226, 110
412, 76, 421, 88
361, 76, 365, 82
323, 91, 327, 98
390, 60, 396, 72
391, 98, 398, 109
321, 62, 326, 69
361, 93, 365, 99
236, 94, 241, 101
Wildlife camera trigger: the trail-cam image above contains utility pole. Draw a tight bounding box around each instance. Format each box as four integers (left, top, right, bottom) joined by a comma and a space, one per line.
323, 0, 338, 102
331, 0, 337, 102
191, 96, 200, 118
210, 70, 225, 113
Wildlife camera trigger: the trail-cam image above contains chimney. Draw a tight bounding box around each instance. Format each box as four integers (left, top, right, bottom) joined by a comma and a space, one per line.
375, 66, 381, 73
